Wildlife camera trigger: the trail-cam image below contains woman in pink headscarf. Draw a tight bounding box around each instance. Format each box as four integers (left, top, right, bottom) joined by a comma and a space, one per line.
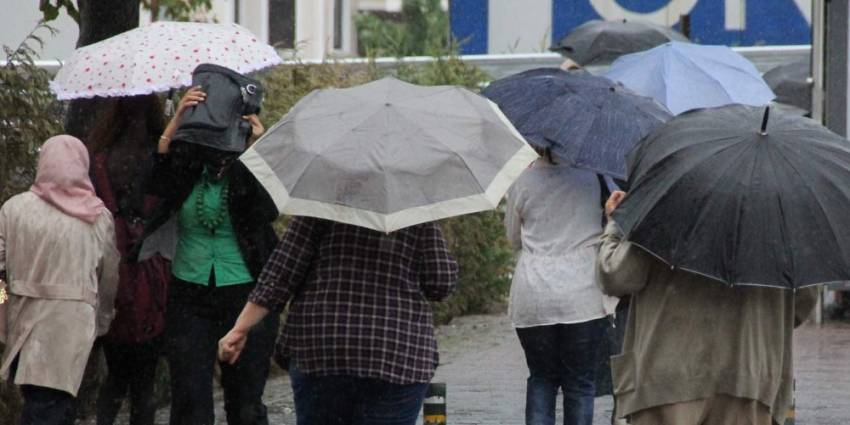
0, 135, 120, 425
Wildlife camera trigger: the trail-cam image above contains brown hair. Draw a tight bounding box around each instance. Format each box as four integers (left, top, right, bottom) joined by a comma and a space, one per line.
86, 94, 166, 153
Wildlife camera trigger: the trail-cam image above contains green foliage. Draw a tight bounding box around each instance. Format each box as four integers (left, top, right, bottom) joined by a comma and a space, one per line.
355, 0, 449, 57
0, 22, 65, 205
141, 0, 213, 22
258, 55, 512, 324
39, 0, 80, 23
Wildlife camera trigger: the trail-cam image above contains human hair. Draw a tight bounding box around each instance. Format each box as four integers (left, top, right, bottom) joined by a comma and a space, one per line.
87, 94, 166, 153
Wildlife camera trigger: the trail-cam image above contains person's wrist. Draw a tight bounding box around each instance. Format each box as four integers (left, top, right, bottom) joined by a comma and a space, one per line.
231, 326, 250, 336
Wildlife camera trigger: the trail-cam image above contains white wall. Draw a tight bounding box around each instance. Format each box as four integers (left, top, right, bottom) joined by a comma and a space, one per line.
0, 1, 79, 61
488, 0, 551, 54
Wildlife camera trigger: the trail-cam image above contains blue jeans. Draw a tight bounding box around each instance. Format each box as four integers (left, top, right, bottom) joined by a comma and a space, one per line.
516, 318, 609, 425
288, 364, 428, 425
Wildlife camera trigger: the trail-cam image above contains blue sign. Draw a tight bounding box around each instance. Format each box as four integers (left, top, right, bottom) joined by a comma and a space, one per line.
450, 0, 812, 55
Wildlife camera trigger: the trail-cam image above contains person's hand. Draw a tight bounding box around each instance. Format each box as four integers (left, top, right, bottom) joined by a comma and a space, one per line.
244, 114, 264, 146
177, 86, 206, 116
218, 328, 249, 365
605, 190, 627, 217
158, 86, 207, 154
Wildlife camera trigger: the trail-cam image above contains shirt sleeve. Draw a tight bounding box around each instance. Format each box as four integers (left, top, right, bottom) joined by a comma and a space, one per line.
249, 217, 323, 312
595, 220, 651, 297
416, 223, 459, 302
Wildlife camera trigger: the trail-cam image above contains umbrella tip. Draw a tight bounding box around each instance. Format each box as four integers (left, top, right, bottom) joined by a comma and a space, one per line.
760, 106, 770, 135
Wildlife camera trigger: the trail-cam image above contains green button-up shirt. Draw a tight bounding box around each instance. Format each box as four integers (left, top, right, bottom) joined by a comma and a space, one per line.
172, 170, 253, 286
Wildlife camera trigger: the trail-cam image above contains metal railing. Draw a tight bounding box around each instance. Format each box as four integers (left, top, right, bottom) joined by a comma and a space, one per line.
22, 45, 811, 79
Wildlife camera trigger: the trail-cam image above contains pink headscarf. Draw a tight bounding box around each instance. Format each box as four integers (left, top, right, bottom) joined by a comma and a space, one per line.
30, 135, 105, 224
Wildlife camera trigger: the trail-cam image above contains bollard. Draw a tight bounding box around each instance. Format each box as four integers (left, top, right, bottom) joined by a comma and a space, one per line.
784, 379, 796, 425
423, 383, 446, 425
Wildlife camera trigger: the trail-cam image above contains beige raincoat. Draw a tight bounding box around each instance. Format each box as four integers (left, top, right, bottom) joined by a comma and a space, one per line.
0, 192, 119, 396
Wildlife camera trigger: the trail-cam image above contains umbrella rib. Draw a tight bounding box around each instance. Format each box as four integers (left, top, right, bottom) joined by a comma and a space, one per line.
771, 144, 850, 279
672, 143, 749, 267
391, 108, 488, 194
285, 107, 392, 204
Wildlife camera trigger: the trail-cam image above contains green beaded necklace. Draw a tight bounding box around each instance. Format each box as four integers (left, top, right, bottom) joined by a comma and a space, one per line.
195, 173, 230, 234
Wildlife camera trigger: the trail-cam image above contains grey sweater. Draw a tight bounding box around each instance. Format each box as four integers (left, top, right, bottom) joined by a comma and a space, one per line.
596, 221, 818, 423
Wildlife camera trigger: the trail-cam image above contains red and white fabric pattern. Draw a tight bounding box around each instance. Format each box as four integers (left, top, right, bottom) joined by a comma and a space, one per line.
50, 22, 282, 100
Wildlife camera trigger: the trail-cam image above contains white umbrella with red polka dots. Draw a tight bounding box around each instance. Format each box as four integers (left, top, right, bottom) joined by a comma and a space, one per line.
50, 21, 281, 100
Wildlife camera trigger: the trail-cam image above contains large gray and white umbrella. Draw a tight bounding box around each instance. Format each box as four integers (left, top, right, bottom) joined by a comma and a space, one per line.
240, 77, 537, 232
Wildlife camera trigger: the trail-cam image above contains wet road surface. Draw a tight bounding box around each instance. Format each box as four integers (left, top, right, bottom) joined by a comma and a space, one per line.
86, 315, 850, 424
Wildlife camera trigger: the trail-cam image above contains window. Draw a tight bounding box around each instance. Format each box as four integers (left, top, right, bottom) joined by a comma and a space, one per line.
269, 0, 296, 49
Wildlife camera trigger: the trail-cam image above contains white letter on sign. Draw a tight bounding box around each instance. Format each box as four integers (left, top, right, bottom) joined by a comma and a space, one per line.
589, 0, 699, 26
725, 0, 745, 30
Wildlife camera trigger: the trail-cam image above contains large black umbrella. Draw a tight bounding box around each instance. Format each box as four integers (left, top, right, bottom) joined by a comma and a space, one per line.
614, 104, 850, 289
550, 19, 689, 66
482, 68, 671, 179
763, 59, 812, 114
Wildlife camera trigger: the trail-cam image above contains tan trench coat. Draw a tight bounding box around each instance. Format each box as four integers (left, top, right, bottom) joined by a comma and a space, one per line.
0, 192, 119, 396
596, 221, 818, 424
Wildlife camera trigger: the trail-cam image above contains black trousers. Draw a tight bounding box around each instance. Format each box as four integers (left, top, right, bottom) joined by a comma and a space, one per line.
165, 278, 279, 425
20, 385, 76, 425
97, 339, 160, 425
10, 358, 76, 425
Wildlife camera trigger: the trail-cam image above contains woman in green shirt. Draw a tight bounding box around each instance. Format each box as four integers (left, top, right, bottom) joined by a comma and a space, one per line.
140, 87, 280, 425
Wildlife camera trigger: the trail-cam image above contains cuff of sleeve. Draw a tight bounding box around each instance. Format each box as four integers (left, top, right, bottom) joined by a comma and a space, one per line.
248, 285, 282, 312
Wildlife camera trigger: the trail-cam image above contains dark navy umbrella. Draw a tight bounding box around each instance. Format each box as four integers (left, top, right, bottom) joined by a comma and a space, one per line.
549, 19, 689, 66
614, 105, 850, 289
482, 68, 672, 180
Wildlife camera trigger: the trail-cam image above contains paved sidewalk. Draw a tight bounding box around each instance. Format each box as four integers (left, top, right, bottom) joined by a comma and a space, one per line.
88, 314, 850, 424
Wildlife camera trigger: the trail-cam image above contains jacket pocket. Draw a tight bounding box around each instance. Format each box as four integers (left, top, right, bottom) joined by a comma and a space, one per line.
610, 350, 636, 395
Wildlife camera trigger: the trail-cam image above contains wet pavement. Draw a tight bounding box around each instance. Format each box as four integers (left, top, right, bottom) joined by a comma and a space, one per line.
85, 314, 850, 424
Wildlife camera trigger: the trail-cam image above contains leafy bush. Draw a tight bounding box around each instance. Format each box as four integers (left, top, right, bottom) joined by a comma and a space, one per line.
355, 0, 449, 57
0, 23, 65, 205
258, 54, 512, 324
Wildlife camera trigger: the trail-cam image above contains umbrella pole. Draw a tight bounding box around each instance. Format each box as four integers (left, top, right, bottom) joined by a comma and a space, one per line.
760, 106, 771, 135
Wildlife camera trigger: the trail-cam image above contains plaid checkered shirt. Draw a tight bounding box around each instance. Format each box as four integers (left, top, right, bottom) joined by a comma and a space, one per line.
248, 217, 459, 384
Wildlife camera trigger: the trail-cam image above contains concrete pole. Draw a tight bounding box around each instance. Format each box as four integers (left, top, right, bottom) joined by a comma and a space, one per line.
824, 0, 850, 137
811, 0, 825, 123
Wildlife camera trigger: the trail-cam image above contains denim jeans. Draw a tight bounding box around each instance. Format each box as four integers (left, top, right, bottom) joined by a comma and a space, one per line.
288, 364, 428, 425
516, 318, 609, 425
165, 279, 279, 425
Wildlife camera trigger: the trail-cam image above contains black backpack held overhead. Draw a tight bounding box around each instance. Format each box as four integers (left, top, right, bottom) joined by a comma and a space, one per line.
173, 63, 264, 152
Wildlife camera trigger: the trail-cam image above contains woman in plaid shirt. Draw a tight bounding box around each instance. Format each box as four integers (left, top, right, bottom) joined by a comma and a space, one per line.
219, 216, 458, 425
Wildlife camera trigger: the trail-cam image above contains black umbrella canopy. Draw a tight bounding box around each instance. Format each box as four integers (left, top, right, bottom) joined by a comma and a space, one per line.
614, 105, 850, 289
763, 59, 812, 113
550, 19, 690, 66
482, 68, 671, 179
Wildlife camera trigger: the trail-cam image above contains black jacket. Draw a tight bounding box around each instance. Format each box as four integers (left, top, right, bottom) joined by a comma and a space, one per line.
136, 148, 279, 280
